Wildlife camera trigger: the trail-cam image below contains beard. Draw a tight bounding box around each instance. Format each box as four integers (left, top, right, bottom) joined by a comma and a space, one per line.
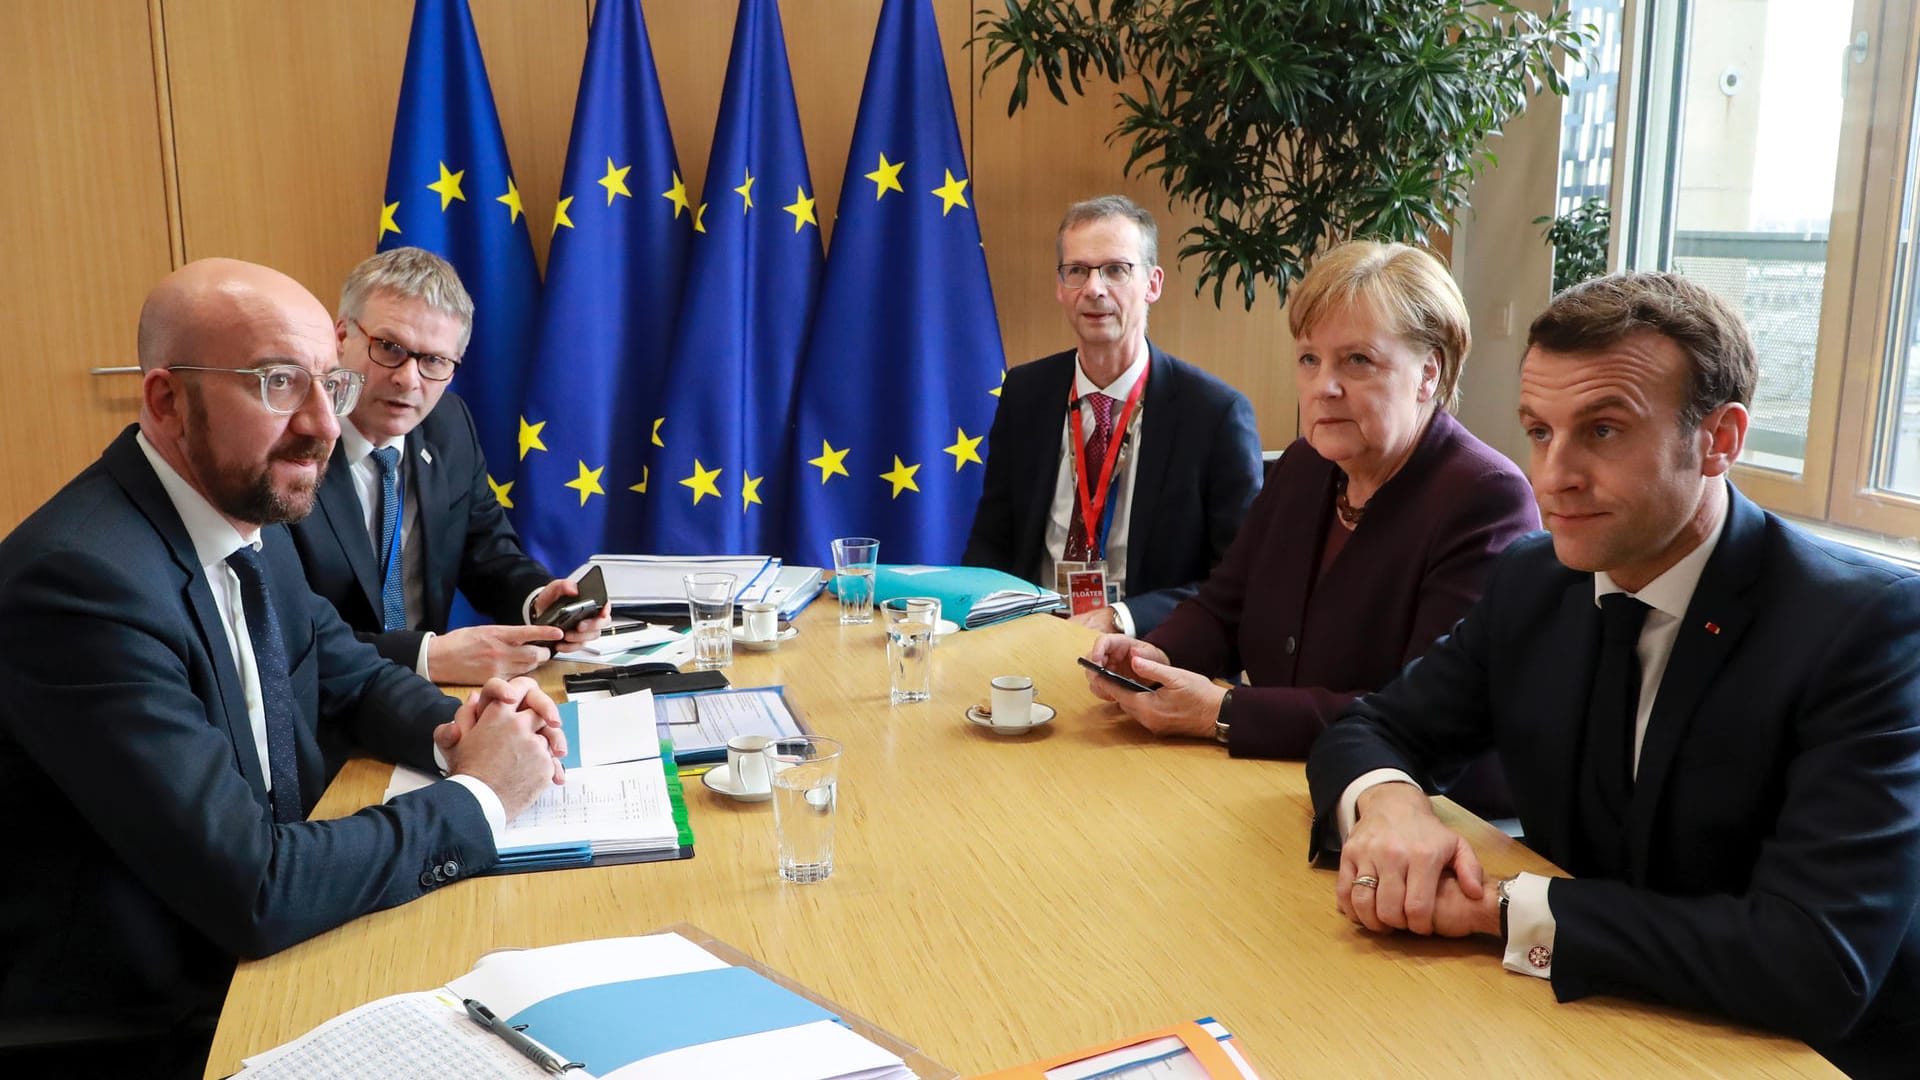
183, 393, 331, 526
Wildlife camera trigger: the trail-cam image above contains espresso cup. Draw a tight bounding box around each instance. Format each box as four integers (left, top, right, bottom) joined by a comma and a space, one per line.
726, 734, 776, 796
741, 602, 779, 642
989, 676, 1035, 728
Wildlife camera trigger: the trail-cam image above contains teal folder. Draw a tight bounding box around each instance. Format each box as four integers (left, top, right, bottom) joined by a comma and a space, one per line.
830, 563, 1063, 628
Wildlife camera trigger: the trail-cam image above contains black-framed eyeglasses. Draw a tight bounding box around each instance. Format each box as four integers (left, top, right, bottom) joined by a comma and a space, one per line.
1056, 261, 1137, 287
170, 364, 365, 416
354, 319, 461, 382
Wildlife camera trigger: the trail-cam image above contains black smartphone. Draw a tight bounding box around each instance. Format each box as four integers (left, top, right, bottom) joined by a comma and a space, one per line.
533, 565, 608, 633
1077, 656, 1160, 693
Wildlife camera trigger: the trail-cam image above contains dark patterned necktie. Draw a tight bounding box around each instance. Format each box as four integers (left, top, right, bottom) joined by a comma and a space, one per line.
1064, 393, 1117, 562
1573, 592, 1651, 876
225, 546, 304, 824
371, 446, 407, 632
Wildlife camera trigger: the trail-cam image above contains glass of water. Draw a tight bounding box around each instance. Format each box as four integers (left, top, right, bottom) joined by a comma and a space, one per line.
882, 597, 936, 704
683, 572, 735, 669
771, 736, 843, 884
830, 536, 879, 624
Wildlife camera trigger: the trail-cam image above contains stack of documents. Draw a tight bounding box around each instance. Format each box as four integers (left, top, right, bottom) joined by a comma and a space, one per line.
834, 564, 1064, 629
385, 691, 694, 872
565, 684, 807, 766
234, 931, 919, 1079
585, 554, 782, 617
976, 1018, 1260, 1079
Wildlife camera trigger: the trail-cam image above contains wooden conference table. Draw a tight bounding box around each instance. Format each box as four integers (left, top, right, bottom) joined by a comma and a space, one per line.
207, 605, 1836, 1077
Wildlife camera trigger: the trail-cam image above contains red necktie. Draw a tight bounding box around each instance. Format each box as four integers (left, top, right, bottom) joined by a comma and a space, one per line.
1065, 392, 1117, 562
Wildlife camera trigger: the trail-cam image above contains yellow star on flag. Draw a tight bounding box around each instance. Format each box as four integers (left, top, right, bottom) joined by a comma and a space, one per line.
990, 370, 1005, 397
784, 187, 817, 233
693, 202, 708, 234
865, 154, 905, 200
651, 417, 666, 447
517, 416, 547, 460
599, 157, 632, 205
943, 428, 984, 471
662, 172, 692, 219
552, 195, 574, 236
378, 201, 401, 240
680, 460, 723, 505
630, 467, 650, 495
427, 162, 467, 211
734, 169, 755, 211
809, 440, 850, 484
741, 473, 763, 512
880, 456, 922, 498
565, 461, 606, 506
495, 178, 523, 224
487, 475, 514, 509
931, 169, 970, 216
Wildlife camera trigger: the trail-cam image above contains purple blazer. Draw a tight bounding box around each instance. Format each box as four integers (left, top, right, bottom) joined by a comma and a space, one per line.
1147, 409, 1539, 760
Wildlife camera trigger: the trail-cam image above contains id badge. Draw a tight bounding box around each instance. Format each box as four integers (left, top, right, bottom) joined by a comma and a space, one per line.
1066, 562, 1109, 617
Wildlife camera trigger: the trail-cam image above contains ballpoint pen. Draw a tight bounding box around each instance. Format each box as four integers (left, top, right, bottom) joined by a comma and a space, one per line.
463, 997, 583, 1074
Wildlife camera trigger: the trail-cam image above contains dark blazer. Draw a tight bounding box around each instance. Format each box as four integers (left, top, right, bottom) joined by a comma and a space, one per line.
0, 427, 495, 1058
290, 392, 553, 667
1305, 486, 1920, 1077
1148, 410, 1538, 761
962, 343, 1263, 633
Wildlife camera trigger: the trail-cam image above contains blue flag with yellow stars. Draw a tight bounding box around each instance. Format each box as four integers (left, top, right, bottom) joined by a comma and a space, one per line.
379, 0, 540, 485
783, 0, 1006, 567
513, 0, 693, 573
639, 0, 824, 556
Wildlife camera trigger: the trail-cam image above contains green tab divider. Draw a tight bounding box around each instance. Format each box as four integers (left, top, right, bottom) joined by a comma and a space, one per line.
660, 738, 695, 848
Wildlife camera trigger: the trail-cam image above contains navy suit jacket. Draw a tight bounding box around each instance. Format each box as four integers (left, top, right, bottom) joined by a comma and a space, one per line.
0, 427, 494, 1046
290, 392, 553, 667
962, 344, 1263, 633
1148, 410, 1538, 763
1306, 485, 1920, 1076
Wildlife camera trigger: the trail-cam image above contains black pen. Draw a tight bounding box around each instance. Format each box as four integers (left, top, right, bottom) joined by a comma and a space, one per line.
462, 997, 582, 1074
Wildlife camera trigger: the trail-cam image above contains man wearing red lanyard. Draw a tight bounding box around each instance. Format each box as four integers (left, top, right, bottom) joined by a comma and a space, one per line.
964, 195, 1263, 636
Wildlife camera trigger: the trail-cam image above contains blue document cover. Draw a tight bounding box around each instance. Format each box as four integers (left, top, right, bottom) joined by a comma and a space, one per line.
508, 966, 836, 1072
830, 563, 1063, 628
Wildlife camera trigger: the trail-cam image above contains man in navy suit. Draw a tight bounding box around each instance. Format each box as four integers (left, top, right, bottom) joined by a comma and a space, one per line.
289, 248, 609, 684
963, 196, 1262, 637
0, 259, 569, 1075
1305, 273, 1920, 1077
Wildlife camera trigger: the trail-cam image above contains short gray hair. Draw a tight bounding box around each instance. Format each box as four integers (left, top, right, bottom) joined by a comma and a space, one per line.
1056, 195, 1158, 269
338, 247, 475, 353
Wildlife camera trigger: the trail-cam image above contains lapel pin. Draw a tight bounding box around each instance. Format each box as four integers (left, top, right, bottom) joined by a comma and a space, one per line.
1704, 621, 1720, 635
420, 447, 433, 465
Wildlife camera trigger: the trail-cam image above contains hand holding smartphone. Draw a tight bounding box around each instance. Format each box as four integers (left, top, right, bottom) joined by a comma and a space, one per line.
1077, 655, 1160, 693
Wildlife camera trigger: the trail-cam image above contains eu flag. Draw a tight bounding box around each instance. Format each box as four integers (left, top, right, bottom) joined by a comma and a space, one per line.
784, 0, 1005, 567
639, 0, 824, 556
514, 0, 693, 574
379, 0, 541, 486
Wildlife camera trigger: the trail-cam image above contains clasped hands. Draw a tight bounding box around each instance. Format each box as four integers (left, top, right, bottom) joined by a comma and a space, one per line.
1080, 633, 1226, 739
434, 676, 568, 817
1338, 782, 1502, 938
428, 578, 613, 684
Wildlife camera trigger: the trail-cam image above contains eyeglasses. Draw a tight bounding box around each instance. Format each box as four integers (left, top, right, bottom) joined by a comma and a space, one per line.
169, 364, 366, 416
1056, 261, 1138, 288
355, 319, 460, 382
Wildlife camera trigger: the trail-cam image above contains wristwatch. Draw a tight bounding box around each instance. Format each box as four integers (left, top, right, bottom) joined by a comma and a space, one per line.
1213, 689, 1233, 745
1497, 875, 1519, 940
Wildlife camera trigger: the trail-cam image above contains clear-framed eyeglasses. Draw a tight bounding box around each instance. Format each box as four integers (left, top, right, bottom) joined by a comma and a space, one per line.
1056, 261, 1137, 288
354, 319, 461, 382
169, 364, 366, 416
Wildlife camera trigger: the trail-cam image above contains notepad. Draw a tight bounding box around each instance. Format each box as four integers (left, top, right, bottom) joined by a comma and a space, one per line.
234, 930, 919, 1080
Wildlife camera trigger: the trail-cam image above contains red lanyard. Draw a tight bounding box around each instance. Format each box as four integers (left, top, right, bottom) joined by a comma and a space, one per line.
1068, 362, 1148, 558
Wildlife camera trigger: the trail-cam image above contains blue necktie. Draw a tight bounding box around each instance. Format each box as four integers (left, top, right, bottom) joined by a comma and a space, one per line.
371, 446, 407, 633
225, 547, 304, 824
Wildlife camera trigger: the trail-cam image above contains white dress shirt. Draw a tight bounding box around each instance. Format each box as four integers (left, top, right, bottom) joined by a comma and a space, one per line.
1337, 495, 1730, 979
134, 431, 503, 832
1043, 342, 1149, 635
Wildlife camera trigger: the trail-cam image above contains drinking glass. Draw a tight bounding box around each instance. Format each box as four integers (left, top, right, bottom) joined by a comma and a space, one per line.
683, 572, 735, 669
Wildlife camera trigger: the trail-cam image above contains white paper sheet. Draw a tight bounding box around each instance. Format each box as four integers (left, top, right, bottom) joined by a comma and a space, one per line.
446, 933, 728, 1019
236, 991, 571, 1078
575, 690, 659, 766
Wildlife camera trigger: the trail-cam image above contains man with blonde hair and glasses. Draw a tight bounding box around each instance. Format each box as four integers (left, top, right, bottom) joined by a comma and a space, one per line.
0, 259, 570, 1076
965, 195, 1263, 636
291, 247, 609, 684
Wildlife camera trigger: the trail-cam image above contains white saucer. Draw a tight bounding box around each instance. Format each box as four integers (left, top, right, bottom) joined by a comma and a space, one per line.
732, 626, 798, 652
701, 762, 790, 802
965, 702, 1055, 735
932, 618, 960, 639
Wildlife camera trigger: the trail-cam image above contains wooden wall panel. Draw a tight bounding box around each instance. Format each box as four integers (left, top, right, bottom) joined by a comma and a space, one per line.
0, 1, 174, 531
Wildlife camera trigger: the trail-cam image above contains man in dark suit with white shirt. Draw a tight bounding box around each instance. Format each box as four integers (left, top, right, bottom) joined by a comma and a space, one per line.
963, 195, 1262, 636
0, 259, 568, 1076
289, 248, 609, 684
1305, 272, 1920, 1077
